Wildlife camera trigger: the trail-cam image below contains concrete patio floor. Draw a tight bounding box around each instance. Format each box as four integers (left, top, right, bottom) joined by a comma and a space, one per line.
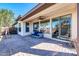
0, 35, 77, 56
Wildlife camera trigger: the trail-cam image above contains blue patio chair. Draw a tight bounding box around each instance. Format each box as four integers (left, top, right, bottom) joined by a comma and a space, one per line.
31, 30, 44, 38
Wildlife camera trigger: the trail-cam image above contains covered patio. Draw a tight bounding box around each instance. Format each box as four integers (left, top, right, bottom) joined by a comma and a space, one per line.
15, 3, 79, 55
0, 35, 77, 56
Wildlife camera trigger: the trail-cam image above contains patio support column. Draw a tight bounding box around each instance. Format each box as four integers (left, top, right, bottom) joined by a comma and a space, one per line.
50, 17, 52, 38
71, 4, 79, 55
72, 3, 79, 56
23, 22, 26, 35
20, 22, 25, 36
30, 22, 33, 33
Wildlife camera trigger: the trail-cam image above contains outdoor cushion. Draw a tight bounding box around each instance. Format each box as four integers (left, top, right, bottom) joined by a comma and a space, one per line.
31, 31, 44, 37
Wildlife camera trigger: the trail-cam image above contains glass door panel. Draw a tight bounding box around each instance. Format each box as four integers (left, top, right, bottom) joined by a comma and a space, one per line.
52, 17, 60, 38
60, 15, 71, 40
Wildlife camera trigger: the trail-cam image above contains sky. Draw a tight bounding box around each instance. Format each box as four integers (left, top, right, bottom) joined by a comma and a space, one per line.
0, 3, 38, 19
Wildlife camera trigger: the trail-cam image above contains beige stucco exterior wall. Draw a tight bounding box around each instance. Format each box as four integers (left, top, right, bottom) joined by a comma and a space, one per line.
18, 21, 32, 36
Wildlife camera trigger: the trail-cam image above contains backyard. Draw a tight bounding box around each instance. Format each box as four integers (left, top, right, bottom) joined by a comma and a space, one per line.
0, 35, 77, 56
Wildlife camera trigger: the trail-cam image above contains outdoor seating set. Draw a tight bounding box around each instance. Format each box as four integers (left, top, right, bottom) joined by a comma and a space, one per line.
31, 30, 44, 38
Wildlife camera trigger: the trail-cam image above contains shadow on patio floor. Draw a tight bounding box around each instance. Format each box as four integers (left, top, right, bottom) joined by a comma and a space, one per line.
0, 35, 77, 56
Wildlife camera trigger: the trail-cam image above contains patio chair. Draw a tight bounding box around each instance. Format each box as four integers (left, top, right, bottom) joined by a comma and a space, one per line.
31, 30, 44, 38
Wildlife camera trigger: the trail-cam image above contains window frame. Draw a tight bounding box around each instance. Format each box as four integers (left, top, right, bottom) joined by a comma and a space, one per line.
40, 20, 50, 34
25, 22, 29, 32
18, 23, 21, 32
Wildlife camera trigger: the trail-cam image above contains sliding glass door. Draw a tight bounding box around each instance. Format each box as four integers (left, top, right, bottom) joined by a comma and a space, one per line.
60, 15, 71, 40
52, 15, 71, 41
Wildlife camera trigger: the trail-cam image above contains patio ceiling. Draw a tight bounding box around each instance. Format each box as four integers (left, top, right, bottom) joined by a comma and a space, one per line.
21, 3, 76, 22
19, 3, 55, 21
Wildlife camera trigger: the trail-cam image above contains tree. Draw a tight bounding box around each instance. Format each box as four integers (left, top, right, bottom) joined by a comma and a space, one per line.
0, 9, 14, 33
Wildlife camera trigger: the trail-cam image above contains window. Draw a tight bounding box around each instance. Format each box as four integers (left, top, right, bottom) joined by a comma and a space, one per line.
19, 23, 21, 32
40, 20, 50, 34
33, 22, 39, 31
25, 22, 29, 32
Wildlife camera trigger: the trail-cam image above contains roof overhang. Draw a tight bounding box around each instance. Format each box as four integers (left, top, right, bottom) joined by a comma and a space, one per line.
12, 22, 17, 26
12, 15, 22, 26
19, 3, 55, 21
22, 3, 76, 22
16, 15, 22, 21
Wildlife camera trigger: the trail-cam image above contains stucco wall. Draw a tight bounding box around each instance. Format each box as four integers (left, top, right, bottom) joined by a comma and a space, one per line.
23, 22, 33, 36
17, 21, 34, 36
73, 3, 79, 56
17, 22, 24, 36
